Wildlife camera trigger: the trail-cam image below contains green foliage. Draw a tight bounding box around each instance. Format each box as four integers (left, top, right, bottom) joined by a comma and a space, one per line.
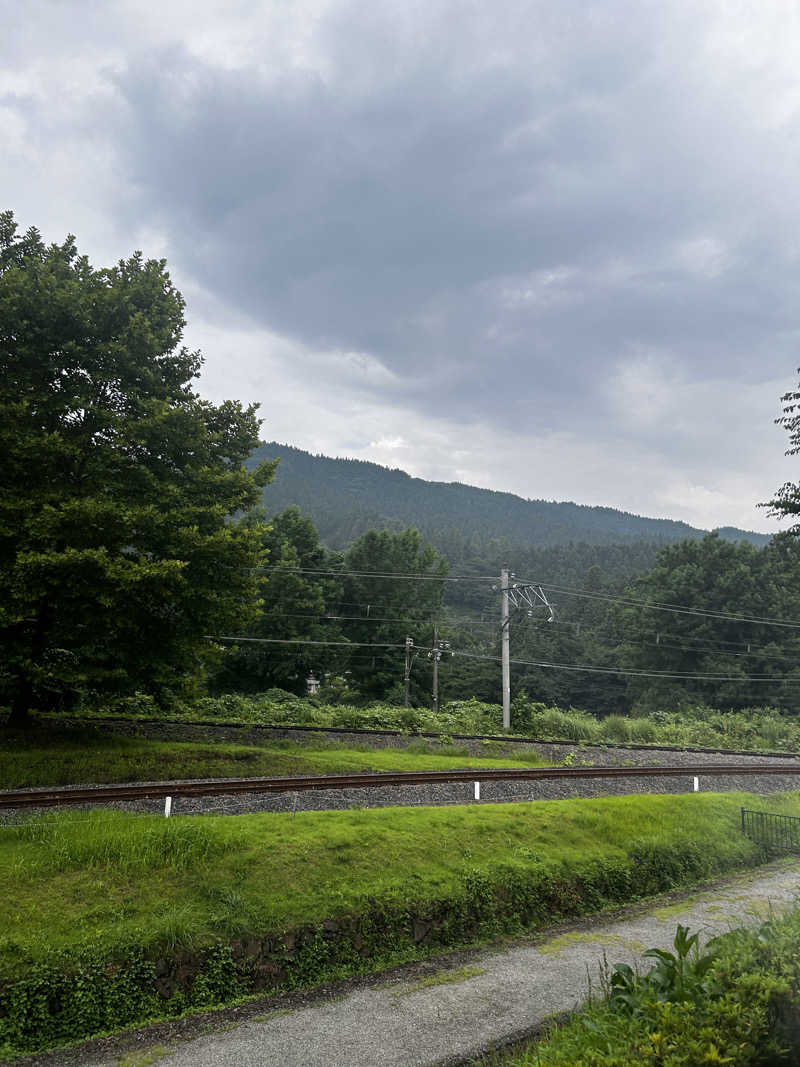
37, 691, 800, 752
211, 506, 343, 695
0, 943, 248, 1057
608, 925, 718, 1015
0, 792, 792, 1057
617, 533, 800, 714
0, 212, 275, 724
500, 909, 800, 1066
5, 811, 231, 876
763, 373, 800, 535
338, 528, 448, 700
0, 727, 552, 789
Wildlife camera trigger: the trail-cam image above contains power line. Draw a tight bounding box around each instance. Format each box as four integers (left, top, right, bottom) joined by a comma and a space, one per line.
257, 611, 441, 626
516, 578, 800, 630
506, 614, 800, 663
247, 567, 492, 582
450, 649, 795, 684
207, 636, 405, 649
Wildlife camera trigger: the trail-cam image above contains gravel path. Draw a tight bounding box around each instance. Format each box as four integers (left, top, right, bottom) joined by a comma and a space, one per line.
41, 859, 798, 1067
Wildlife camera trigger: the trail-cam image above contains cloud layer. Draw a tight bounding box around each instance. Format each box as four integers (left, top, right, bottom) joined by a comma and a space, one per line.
5, 0, 800, 530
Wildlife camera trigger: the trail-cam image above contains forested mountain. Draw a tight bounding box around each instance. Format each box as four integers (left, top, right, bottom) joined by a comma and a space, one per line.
251, 443, 770, 553
235, 445, 795, 715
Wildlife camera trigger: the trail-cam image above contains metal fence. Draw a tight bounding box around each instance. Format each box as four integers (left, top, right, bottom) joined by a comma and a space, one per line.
741, 807, 800, 851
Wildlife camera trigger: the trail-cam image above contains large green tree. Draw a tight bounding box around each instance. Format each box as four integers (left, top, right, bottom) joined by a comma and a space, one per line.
212, 506, 344, 694
340, 529, 447, 701
0, 213, 275, 725
765, 375, 800, 530
616, 534, 800, 713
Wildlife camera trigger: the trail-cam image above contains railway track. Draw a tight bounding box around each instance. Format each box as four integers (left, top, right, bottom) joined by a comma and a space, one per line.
3, 762, 800, 809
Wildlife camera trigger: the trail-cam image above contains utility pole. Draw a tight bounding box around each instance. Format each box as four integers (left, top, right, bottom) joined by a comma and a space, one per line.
501, 566, 510, 729
497, 575, 556, 730
403, 635, 414, 708
432, 624, 440, 714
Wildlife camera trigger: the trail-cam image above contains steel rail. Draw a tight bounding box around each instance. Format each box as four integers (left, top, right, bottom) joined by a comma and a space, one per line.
3, 763, 800, 809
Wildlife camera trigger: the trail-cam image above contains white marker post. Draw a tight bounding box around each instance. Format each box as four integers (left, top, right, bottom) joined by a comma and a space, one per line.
164, 796, 172, 818
474, 781, 481, 801
693, 776, 700, 793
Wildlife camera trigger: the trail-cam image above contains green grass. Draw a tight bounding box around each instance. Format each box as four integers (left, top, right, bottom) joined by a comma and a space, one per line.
488, 909, 800, 1066
33, 691, 800, 754
2, 789, 797, 983
0, 728, 551, 788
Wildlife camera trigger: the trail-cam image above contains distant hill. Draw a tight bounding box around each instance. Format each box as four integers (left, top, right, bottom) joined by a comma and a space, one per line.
250, 443, 771, 553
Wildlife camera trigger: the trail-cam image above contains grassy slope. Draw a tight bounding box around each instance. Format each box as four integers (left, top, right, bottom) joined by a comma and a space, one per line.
0, 731, 550, 788
3, 791, 799, 981
35, 694, 800, 753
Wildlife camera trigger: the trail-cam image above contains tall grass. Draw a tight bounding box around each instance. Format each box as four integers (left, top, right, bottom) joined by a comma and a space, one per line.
0, 731, 551, 789
31, 690, 800, 753
2, 811, 231, 876
3, 790, 799, 976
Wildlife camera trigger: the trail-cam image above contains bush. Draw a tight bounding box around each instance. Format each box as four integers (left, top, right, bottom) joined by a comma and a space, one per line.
505, 910, 800, 1066
599, 715, 633, 743
39, 691, 800, 755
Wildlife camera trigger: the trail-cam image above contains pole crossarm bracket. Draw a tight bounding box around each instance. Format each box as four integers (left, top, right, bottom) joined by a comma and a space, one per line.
504, 581, 556, 621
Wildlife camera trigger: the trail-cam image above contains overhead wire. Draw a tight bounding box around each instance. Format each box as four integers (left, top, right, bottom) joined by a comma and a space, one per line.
514, 577, 800, 630
218, 565, 800, 686
208, 636, 405, 648
247, 567, 493, 582
449, 649, 792, 683
501, 614, 800, 663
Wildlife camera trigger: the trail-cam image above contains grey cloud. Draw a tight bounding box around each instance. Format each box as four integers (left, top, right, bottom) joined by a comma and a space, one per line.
6, 0, 800, 477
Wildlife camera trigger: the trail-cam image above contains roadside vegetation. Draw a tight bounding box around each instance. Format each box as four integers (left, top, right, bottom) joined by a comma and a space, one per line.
2, 790, 799, 1057
35, 690, 800, 753
0, 729, 550, 789
488, 910, 800, 1066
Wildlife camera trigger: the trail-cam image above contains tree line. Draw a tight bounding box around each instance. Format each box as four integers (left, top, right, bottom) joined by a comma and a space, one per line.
4, 212, 800, 726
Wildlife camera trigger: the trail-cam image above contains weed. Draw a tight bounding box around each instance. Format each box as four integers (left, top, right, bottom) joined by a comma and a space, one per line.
117, 1046, 172, 1067
395, 965, 485, 995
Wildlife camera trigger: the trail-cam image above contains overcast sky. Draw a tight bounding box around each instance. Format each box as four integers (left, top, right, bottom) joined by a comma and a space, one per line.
5, 0, 800, 533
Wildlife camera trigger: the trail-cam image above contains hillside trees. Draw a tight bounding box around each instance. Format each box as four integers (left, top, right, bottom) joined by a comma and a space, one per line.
339, 529, 448, 701
616, 534, 800, 713
211, 506, 344, 694
0, 213, 275, 725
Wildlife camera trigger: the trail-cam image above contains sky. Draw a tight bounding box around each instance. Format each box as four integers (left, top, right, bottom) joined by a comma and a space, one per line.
4, 0, 800, 534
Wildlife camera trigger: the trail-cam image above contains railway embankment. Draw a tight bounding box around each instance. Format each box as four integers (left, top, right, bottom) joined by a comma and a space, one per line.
2, 791, 800, 1060
40, 713, 800, 762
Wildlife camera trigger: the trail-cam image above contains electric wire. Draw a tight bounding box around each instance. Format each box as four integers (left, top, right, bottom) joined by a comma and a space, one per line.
450, 649, 793, 683
207, 636, 405, 649
515, 577, 800, 630
247, 567, 492, 582
246, 609, 800, 662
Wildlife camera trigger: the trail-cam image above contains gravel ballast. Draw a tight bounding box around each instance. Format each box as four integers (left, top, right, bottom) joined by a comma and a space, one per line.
3, 767, 800, 822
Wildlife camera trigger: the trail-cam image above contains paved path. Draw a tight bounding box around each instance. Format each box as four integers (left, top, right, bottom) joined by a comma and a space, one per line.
80, 861, 800, 1067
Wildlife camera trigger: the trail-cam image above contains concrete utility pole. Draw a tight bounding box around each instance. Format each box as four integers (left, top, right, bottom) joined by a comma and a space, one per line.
432, 624, 440, 714
403, 635, 414, 708
501, 566, 511, 729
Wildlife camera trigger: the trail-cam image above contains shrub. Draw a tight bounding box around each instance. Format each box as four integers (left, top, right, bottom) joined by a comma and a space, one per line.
505, 911, 800, 1066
